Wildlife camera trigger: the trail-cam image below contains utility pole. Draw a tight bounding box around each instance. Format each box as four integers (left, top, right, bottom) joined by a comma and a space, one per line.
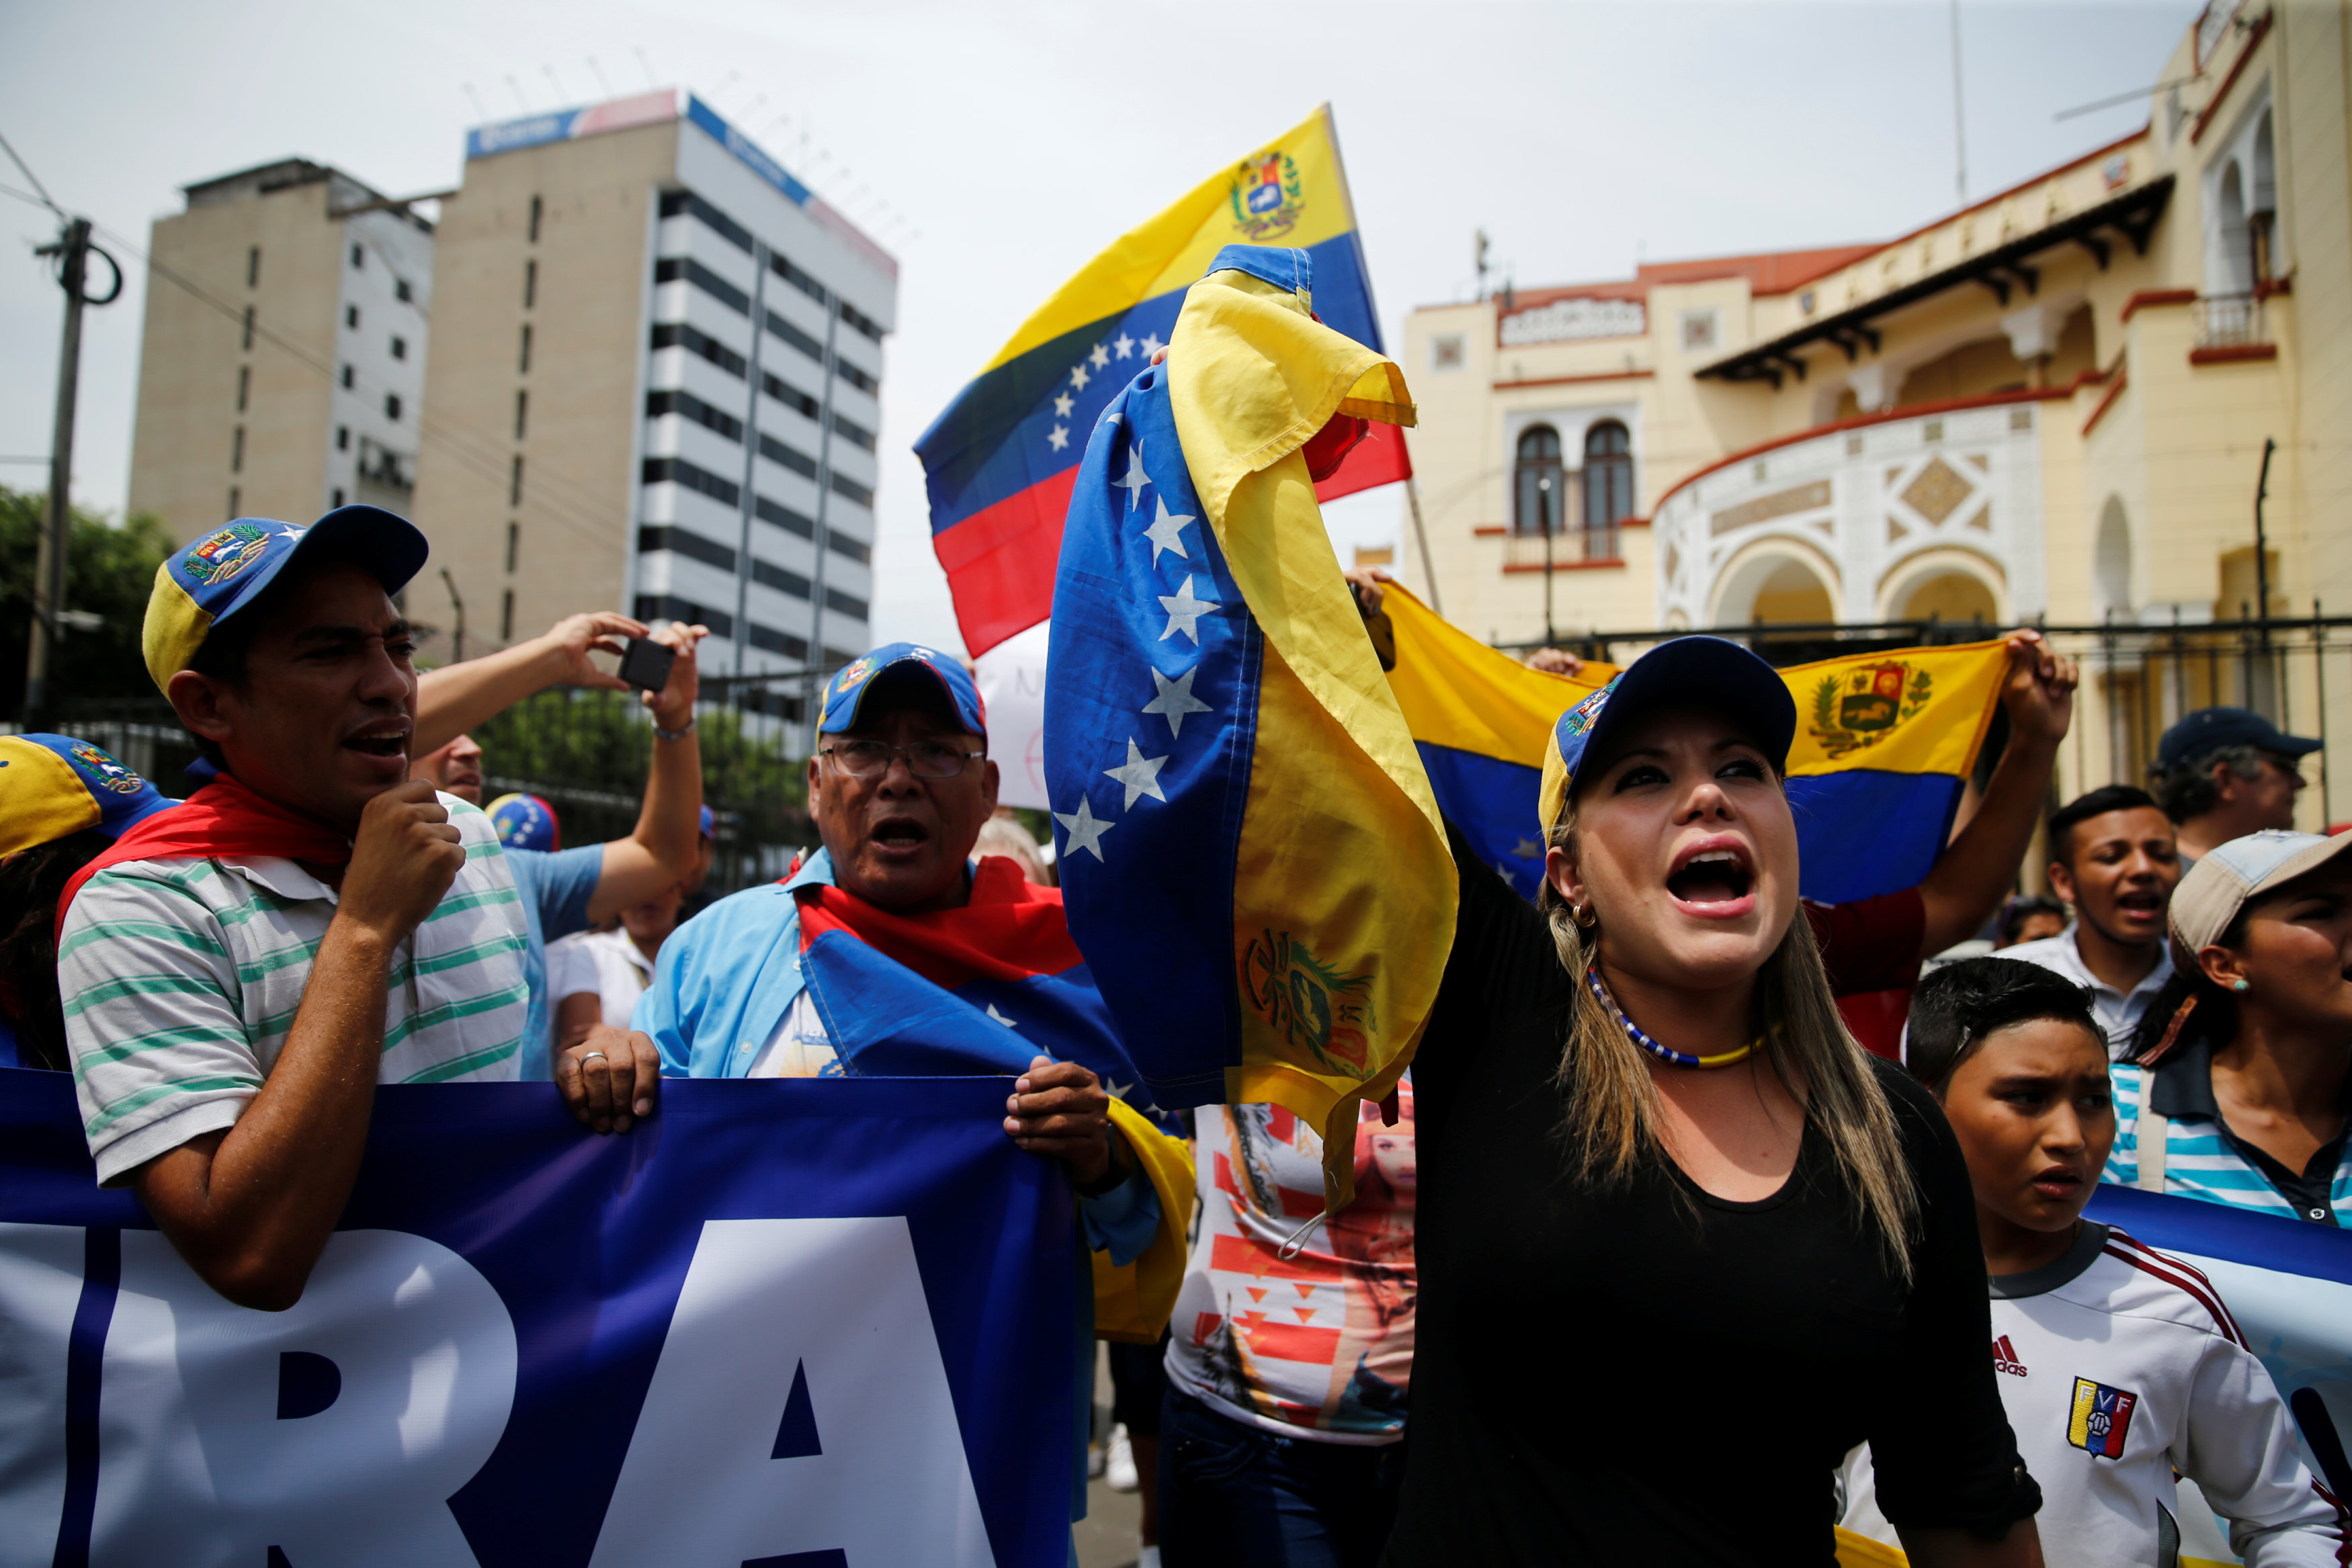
442, 568, 468, 664
27, 216, 120, 730
2253, 437, 2277, 711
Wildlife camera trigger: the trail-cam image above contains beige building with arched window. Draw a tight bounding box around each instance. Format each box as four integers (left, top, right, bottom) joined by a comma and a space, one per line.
1391, 1, 2350, 816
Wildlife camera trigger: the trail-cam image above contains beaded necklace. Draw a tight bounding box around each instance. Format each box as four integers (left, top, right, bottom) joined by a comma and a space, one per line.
1584, 965, 1760, 1070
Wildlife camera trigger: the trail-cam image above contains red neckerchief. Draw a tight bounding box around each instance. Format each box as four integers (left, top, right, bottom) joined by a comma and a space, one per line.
791, 855, 1082, 990
58, 773, 351, 928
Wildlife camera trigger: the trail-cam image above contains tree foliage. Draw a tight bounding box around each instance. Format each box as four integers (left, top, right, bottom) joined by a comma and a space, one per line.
0, 486, 174, 722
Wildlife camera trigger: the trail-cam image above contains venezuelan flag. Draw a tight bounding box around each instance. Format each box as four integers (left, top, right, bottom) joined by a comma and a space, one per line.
1044, 247, 1447, 1209
915, 105, 1406, 658
1380, 584, 1615, 899
1380, 583, 2009, 907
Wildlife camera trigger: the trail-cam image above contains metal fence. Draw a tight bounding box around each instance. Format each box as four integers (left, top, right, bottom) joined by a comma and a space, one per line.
46, 689, 814, 899
1507, 611, 2352, 824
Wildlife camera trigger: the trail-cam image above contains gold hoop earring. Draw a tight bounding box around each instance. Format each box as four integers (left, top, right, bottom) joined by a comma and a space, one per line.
1572, 902, 1598, 929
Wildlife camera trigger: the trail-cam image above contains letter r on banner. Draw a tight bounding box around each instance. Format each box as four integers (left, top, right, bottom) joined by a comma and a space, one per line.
90, 1230, 517, 1568
590, 1217, 996, 1567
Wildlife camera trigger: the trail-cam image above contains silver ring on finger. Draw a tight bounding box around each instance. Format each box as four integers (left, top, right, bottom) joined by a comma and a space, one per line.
580, 1051, 609, 1064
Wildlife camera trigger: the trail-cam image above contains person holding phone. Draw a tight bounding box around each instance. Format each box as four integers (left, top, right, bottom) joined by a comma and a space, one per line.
409, 613, 708, 1076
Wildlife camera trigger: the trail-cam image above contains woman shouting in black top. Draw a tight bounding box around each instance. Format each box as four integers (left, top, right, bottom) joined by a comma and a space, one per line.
1384, 636, 2043, 1567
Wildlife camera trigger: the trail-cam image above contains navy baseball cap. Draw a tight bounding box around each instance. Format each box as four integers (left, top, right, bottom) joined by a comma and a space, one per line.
1539, 636, 1796, 833
2157, 707, 2320, 771
0, 734, 177, 857
144, 505, 429, 694
818, 643, 986, 738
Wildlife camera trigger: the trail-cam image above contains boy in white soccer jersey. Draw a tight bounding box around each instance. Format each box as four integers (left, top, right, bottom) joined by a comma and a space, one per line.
1841, 957, 2347, 1565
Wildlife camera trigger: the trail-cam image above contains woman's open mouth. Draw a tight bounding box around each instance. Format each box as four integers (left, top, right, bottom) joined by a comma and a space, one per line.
1665, 838, 1756, 918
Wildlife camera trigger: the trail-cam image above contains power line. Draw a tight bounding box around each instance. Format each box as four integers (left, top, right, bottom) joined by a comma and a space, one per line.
0, 129, 62, 218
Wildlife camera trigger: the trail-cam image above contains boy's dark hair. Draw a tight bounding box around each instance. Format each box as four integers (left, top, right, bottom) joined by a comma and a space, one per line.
0, 830, 111, 1072
1906, 956, 2105, 1094
2048, 784, 2160, 867
1998, 894, 2068, 945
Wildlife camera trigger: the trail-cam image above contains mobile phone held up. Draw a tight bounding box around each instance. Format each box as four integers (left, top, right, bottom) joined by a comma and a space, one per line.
617, 637, 677, 694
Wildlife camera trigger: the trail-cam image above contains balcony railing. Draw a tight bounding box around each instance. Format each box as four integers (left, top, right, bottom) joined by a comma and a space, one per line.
2196, 292, 2266, 349
1502, 526, 1620, 570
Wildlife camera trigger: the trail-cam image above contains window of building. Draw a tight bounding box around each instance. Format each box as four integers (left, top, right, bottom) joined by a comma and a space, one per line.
518, 323, 532, 374
230, 425, 244, 474
1513, 425, 1563, 536
1679, 310, 1719, 353
505, 522, 519, 574
345, 304, 359, 330
1583, 421, 1634, 527
384, 393, 403, 421
1431, 335, 1464, 371
500, 589, 515, 642
523, 259, 537, 310
394, 279, 412, 304
528, 195, 543, 245
351, 243, 364, 269
247, 247, 260, 289
513, 389, 528, 440
337, 425, 349, 451
331, 487, 345, 507
390, 336, 407, 361
509, 455, 524, 507
235, 365, 249, 412
1799, 290, 1817, 316
241, 306, 255, 352
340, 363, 354, 389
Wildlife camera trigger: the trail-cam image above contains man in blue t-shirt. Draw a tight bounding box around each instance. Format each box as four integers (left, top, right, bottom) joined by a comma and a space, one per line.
408, 614, 708, 1076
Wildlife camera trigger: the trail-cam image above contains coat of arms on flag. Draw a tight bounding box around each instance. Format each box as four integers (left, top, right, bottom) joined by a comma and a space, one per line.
1230, 150, 1303, 239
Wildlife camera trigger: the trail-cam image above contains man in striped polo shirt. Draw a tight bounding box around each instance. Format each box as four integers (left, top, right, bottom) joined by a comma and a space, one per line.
58, 507, 532, 1310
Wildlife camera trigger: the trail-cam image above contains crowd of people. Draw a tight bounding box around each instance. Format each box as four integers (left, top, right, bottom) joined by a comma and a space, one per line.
2, 497, 2348, 1567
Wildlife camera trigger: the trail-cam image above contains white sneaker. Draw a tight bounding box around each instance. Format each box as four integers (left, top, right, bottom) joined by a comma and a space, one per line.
1105, 1424, 1138, 1491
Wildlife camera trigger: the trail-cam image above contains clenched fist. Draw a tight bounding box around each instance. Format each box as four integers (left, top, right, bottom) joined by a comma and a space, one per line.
336, 780, 464, 946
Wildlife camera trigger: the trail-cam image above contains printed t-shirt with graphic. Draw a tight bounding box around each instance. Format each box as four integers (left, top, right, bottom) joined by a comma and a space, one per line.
59, 793, 530, 1184
1163, 1082, 1415, 1443
1841, 1221, 2347, 1565
2107, 1039, 2352, 1227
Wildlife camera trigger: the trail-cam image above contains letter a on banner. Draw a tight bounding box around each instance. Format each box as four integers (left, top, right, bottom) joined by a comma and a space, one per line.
589, 1217, 994, 1565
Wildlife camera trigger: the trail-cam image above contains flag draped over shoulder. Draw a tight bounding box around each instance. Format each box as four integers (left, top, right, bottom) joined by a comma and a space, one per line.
793, 859, 1192, 1340
1044, 247, 1451, 1210
915, 105, 1406, 659
1376, 593, 2011, 907
1380, 584, 1615, 899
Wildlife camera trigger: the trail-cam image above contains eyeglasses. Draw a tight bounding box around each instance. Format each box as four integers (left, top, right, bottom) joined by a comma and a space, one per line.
818, 740, 984, 780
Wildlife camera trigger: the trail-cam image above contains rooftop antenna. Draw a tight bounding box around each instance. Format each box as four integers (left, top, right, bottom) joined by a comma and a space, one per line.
1474, 227, 1490, 302
542, 64, 570, 103
631, 45, 657, 90
1949, 0, 1969, 204
460, 81, 491, 121
503, 75, 532, 113
584, 55, 614, 97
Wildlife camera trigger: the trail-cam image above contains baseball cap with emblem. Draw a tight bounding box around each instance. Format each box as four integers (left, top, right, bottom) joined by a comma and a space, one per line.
818, 643, 987, 738
2168, 828, 2352, 955
487, 793, 561, 853
2156, 706, 2322, 771
0, 734, 177, 858
141, 505, 430, 695
1538, 636, 1796, 836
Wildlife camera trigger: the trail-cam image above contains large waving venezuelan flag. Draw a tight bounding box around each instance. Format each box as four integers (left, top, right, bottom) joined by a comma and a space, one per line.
1380, 582, 2011, 907
915, 105, 1406, 658
1044, 247, 1449, 1209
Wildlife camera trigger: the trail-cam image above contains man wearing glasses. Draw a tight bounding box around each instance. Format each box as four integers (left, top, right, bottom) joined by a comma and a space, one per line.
2150, 706, 2322, 869
554, 642, 1142, 1188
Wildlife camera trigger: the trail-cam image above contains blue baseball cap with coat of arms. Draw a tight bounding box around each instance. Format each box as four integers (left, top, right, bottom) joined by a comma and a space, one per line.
818, 642, 987, 738
142, 505, 429, 695
0, 734, 176, 857
1538, 636, 1796, 835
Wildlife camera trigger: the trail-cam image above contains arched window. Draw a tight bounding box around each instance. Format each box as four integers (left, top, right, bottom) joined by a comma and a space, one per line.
2214, 162, 2252, 295
1582, 421, 1634, 529
1513, 425, 1562, 535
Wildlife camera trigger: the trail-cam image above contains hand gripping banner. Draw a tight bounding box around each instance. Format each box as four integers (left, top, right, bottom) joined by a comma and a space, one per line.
0, 1070, 1075, 1568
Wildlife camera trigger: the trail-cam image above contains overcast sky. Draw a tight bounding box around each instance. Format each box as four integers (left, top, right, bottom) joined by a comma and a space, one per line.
0, 0, 2194, 654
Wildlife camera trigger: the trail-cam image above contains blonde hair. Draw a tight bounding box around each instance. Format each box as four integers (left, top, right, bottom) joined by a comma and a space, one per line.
1539, 807, 1919, 1280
